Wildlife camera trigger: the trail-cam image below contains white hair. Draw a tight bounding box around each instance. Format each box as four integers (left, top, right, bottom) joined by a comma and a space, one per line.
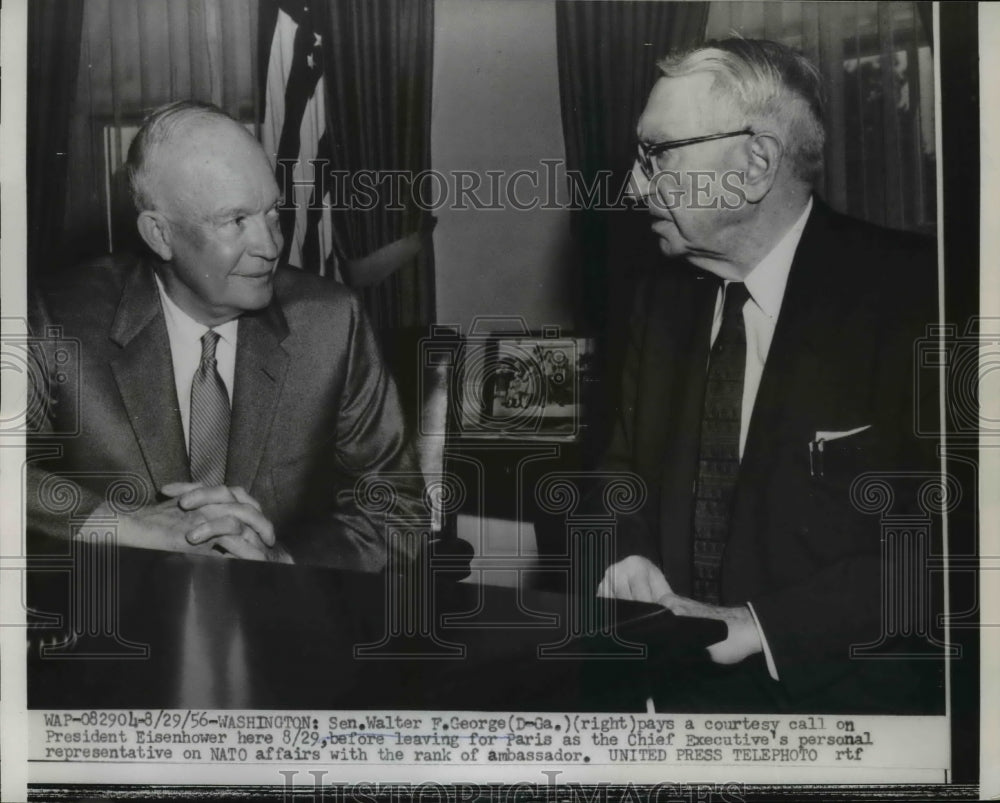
125, 100, 248, 212
657, 38, 826, 184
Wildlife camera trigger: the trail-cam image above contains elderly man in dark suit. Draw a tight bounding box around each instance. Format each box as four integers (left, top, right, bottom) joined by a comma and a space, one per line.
596, 39, 941, 712
28, 100, 422, 569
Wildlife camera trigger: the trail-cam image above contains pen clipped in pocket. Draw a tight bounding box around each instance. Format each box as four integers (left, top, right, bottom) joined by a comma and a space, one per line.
808, 425, 872, 480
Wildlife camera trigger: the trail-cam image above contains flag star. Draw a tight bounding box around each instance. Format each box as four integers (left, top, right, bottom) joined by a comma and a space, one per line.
307, 52, 315, 69
313, 32, 323, 47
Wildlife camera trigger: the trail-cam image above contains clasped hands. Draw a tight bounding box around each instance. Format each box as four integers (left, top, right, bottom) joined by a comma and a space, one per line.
597, 555, 761, 665
84, 483, 293, 564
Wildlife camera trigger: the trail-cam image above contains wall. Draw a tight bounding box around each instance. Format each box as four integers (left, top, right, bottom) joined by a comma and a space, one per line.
431, 0, 575, 334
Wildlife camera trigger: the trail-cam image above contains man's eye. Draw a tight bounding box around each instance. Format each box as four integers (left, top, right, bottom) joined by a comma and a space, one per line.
652, 151, 673, 171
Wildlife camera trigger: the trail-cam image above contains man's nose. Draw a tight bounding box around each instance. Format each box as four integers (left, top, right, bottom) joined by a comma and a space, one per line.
249, 213, 282, 261
628, 160, 654, 202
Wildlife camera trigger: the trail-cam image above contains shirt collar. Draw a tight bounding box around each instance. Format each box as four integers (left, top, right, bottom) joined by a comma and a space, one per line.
742, 196, 813, 319
154, 272, 239, 345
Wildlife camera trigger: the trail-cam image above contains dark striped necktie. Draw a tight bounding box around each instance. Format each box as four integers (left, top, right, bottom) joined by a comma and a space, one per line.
189, 330, 230, 487
692, 281, 750, 604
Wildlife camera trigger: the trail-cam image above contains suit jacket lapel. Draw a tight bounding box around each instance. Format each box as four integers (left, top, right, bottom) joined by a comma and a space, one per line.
226, 302, 290, 491
109, 262, 192, 489
636, 266, 718, 475
740, 199, 849, 482
639, 266, 718, 594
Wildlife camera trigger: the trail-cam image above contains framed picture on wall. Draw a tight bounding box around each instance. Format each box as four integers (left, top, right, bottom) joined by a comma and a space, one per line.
456, 333, 594, 440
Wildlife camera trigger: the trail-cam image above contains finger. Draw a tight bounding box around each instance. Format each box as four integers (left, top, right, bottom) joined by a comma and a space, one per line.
706, 641, 734, 664
177, 491, 274, 547
610, 568, 633, 601
657, 592, 685, 615
177, 485, 240, 510
161, 482, 204, 498
154, 495, 186, 513
627, 571, 654, 603
647, 568, 672, 600
186, 515, 244, 544
191, 503, 275, 548
597, 565, 616, 598
228, 486, 263, 513
213, 531, 269, 562
657, 593, 708, 619
267, 543, 295, 565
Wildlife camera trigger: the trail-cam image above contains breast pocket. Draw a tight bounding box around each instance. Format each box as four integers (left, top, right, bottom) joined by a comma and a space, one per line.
810, 425, 875, 490
800, 425, 882, 557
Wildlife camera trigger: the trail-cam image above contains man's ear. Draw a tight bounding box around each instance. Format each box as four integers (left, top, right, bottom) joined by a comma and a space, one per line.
136, 211, 173, 261
741, 133, 783, 203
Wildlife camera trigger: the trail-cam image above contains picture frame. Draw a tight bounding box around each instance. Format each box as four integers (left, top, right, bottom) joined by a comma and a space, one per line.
456, 333, 594, 440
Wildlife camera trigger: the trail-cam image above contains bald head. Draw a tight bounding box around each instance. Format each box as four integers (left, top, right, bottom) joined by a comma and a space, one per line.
126, 101, 265, 213
126, 100, 283, 326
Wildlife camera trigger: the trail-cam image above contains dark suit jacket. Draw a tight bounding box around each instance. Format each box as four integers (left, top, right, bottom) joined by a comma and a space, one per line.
27, 255, 425, 570
604, 199, 943, 712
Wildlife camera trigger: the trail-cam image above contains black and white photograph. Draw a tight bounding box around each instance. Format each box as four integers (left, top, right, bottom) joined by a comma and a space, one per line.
455, 334, 591, 437
0, 0, 993, 800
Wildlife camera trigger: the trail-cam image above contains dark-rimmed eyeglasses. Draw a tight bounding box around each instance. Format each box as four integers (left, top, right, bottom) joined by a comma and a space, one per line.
636, 129, 755, 178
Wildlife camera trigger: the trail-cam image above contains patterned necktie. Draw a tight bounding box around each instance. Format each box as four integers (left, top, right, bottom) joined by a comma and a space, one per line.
692, 281, 750, 604
189, 330, 230, 487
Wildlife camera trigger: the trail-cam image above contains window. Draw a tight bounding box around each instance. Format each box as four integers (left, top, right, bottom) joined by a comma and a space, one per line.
705, 1, 935, 234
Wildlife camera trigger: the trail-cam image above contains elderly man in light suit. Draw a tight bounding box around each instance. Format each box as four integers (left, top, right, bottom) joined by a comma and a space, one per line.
29, 100, 422, 569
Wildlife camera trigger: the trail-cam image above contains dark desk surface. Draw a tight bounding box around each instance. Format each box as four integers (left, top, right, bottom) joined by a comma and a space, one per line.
27, 543, 725, 711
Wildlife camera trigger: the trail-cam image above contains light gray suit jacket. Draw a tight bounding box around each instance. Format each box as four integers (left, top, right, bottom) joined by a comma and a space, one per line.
27, 255, 424, 570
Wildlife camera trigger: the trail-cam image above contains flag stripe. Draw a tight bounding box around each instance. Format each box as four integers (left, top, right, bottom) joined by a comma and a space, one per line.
261, 6, 335, 274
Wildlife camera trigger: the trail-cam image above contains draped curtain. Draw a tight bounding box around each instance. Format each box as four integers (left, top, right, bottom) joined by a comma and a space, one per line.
554, 1, 709, 462
52, 0, 260, 270
555, 1, 710, 334
318, 0, 436, 330
705, 1, 935, 235
27, 0, 85, 275
261, 0, 436, 330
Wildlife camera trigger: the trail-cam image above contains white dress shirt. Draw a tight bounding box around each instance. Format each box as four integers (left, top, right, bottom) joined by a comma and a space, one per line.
710, 197, 813, 457
154, 274, 238, 455
709, 197, 813, 680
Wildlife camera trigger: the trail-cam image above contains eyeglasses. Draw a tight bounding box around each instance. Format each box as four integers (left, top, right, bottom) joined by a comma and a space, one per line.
636, 129, 755, 178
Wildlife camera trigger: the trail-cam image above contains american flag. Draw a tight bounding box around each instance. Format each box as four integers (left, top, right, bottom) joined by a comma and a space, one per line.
259, 0, 337, 276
